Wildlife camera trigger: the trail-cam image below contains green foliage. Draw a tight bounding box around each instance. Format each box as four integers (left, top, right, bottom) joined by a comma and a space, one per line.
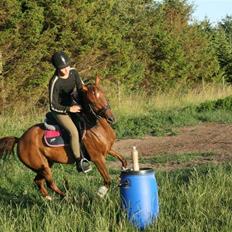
128, 0, 221, 91
114, 108, 194, 138
196, 95, 232, 112
215, 17, 232, 82
114, 95, 232, 138
0, 0, 227, 109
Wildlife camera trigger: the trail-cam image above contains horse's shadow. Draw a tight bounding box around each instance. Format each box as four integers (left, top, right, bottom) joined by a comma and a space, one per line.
0, 183, 97, 211
0, 186, 38, 208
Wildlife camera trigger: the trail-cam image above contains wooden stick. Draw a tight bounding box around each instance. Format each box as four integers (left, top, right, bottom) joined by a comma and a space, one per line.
132, 146, 140, 171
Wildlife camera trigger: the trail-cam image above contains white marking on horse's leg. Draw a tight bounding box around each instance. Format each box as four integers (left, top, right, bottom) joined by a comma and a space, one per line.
97, 186, 109, 198
121, 166, 128, 171
45, 195, 53, 201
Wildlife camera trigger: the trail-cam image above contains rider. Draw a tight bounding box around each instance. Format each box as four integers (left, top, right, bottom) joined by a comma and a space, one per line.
49, 51, 91, 173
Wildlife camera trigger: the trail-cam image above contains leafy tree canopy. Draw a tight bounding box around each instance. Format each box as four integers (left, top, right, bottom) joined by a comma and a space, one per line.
0, 0, 230, 108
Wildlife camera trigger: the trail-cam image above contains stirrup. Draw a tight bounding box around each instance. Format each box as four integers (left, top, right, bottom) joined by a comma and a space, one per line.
77, 158, 92, 174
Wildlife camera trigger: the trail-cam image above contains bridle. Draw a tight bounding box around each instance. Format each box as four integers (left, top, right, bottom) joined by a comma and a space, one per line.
83, 84, 114, 124
88, 102, 111, 119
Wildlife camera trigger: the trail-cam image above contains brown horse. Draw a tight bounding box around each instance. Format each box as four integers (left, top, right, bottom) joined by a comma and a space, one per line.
0, 76, 127, 199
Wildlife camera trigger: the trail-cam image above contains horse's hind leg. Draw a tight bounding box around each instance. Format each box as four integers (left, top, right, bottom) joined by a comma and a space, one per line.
34, 173, 49, 197
34, 163, 65, 198
42, 166, 65, 197
108, 149, 127, 169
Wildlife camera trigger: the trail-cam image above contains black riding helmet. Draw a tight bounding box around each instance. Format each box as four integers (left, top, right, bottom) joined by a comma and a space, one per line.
51, 51, 70, 69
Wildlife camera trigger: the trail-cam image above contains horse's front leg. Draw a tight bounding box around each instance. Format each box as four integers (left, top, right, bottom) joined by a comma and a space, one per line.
93, 156, 111, 198
108, 149, 127, 169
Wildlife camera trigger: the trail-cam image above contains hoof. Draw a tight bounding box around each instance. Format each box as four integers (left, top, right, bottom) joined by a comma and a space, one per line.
45, 195, 53, 201
97, 186, 108, 198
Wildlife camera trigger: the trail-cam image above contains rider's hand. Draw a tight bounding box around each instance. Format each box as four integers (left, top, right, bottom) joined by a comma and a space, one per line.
69, 105, 82, 113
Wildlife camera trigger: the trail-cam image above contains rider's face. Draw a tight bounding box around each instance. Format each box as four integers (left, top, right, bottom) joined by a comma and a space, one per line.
59, 66, 70, 76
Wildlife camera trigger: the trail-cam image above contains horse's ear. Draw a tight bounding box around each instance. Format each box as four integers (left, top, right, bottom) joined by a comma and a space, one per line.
82, 85, 88, 92
95, 76, 100, 86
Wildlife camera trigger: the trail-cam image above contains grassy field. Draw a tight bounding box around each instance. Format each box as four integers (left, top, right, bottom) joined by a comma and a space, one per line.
0, 85, 232, 231
0, 154, 232, 232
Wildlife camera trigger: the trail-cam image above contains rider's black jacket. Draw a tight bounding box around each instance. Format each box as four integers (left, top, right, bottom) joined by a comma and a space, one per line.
48, 68, 83, 114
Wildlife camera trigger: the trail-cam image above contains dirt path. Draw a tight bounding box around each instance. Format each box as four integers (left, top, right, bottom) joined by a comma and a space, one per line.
111, 123, 232, 171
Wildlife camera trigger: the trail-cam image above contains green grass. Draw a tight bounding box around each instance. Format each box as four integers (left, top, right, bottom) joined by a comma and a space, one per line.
1, 91, 232, 139
109, 84, 232, 117
113, 96, 232, 138
1, 92, 232, 231
0, 155, 232, 231
0, 109, 45, 138
155, 164, 232, 232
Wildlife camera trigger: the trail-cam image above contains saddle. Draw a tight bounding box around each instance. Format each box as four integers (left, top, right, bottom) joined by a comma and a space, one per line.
43, 112, 91, 173
43, 112, 85, 148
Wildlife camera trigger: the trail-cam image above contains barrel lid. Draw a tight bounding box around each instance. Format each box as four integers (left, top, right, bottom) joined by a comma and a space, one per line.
120, 168, 154, 176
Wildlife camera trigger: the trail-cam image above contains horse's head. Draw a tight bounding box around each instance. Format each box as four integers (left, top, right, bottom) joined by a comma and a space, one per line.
82, 76, 115, 124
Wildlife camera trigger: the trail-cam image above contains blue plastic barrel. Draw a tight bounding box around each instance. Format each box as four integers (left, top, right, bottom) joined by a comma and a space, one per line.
120, 168, 159, 230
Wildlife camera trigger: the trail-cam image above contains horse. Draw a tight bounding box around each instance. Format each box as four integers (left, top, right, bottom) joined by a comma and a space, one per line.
0, 76, 127, 200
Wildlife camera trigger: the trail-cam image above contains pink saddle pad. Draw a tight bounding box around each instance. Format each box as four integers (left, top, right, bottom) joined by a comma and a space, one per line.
44, 130, 61, 138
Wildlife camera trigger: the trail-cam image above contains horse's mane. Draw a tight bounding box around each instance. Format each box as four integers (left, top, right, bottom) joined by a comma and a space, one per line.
75, 84, 101, 129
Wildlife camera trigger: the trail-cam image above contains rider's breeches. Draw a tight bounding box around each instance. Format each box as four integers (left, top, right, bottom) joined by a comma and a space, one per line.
52, 113, 80, 160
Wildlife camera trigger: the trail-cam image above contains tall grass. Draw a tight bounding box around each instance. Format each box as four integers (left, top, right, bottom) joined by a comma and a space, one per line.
0, 155, 232, 231
155, 163, 232, 232
0, 85, 232, 231
1, 83, 232, 139
0, 108, 45, 137
110, 83, 232, 118
109, 84, 232, 138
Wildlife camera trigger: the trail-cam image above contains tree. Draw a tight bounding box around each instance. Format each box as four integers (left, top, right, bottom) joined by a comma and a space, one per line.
215, 16, 232, 82
0, 0, 226, 109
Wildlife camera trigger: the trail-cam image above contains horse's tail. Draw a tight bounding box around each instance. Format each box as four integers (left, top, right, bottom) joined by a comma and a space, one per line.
0, 136, 19, 158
